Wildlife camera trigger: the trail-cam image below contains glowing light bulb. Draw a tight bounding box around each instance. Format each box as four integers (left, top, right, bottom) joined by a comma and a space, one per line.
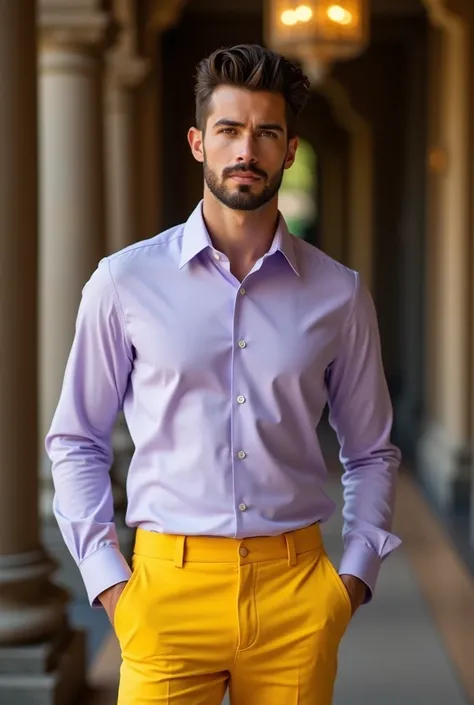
281, 9, 298, 25
327, 5, 353, 25
295, 5, 313, 22
340, 11, 353, 25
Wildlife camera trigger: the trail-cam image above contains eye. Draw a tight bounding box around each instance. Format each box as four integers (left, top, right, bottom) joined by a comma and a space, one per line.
259, 130, 278, 139
219, 128, 237, 135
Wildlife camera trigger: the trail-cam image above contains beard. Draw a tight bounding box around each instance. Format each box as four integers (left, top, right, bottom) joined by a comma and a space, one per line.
204, 159, 285, 212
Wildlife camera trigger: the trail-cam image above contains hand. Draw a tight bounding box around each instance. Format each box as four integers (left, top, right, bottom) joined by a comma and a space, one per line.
98, 581, 129, 627
339, 574, 368, 617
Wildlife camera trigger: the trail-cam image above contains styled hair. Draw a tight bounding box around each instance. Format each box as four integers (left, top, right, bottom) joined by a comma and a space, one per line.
194, 44, 310, 138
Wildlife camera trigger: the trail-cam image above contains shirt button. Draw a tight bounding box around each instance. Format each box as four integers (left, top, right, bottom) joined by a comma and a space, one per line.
237, 450, 247, 460
239, 287, 246, 296
237, 395, 246, 405
238, 340, 247, 349
213, 252, 220, 260
239, 546, 249, 557
239, 503, 247, 512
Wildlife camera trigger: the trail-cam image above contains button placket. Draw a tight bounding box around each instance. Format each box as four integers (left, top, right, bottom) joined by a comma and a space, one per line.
233, 281, 251, 535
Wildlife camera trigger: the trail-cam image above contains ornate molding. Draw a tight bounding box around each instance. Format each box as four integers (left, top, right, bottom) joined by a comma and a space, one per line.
106, 0, 149, 96
39, 0, 113, 51
106, 50, 149, 91
105, 51, 149, 113
111, 0, 139, 53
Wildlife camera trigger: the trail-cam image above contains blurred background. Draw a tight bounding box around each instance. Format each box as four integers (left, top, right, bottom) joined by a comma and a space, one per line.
1, 0, 474, 703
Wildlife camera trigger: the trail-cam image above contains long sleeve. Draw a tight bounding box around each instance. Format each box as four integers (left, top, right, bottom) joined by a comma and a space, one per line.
325, 272, 402, 602
45, 258, 133, 606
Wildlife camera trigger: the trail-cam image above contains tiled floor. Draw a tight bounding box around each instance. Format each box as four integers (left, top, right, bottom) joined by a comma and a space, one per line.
328, 470, 472, 705
79, 469, 474, 705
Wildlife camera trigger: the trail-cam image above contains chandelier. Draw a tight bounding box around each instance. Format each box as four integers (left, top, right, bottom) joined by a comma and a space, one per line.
265, 1, 370, 83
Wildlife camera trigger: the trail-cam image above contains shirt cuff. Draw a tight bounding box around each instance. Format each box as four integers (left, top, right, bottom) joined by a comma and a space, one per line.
79, 545, 132, 607
338, 541, 382, 604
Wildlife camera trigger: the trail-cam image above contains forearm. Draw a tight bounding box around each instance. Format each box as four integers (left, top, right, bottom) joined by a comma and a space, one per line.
338, 451, 401, 601
325, 273, 403, 601
49, 435, 132, 605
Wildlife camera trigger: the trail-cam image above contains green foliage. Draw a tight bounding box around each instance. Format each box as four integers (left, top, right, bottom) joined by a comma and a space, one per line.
281, 139, 317, 192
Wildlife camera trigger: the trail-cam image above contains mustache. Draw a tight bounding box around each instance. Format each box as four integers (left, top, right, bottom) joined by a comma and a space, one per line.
223, 163, 267, 179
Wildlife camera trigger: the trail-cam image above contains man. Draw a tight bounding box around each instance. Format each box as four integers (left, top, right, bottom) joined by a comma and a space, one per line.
46, 44, 401, 705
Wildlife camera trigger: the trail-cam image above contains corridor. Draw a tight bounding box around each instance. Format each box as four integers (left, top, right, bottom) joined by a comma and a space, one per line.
2, 1, 474, 704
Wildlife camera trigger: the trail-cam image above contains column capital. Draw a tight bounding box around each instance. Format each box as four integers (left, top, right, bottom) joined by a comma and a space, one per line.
39, 0, 113, 51
105, 50, 149, 113
106, 49, 149, 91
106, 0, 149, 92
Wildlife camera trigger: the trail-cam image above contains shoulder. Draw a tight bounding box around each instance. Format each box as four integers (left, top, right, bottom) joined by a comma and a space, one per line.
81, 224, 185, 305
292, 236, 359, 298
105, 224, 185, 279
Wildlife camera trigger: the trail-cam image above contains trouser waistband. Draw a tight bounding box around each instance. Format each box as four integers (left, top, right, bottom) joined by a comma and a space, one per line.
133, 523, 323, 568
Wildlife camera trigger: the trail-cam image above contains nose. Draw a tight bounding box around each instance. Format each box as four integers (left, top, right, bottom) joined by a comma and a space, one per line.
235, 135, 257, 164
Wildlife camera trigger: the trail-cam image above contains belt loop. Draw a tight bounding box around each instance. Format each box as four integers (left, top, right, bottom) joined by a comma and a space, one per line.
174, 536, 186, 568
285, 533, 297, 567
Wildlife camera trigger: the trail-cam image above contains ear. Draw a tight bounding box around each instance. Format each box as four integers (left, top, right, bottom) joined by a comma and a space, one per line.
284, 136, 299, 170
188, 127, 205, 164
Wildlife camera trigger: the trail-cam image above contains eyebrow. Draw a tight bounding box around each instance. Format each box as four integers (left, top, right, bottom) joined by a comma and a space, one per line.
213, 118, 285, 133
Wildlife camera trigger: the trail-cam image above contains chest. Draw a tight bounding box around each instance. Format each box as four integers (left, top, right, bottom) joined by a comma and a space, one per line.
121, 261, 342, 387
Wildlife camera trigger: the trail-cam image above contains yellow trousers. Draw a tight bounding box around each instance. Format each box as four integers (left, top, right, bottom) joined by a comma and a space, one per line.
114, 523, 352, 704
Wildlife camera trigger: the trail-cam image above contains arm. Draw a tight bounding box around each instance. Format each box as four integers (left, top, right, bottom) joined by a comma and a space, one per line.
45, 258, 133, 607
325, 272, 402, 603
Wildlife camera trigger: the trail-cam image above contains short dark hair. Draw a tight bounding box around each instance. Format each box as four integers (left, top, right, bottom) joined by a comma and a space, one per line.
194, 44, 310, 138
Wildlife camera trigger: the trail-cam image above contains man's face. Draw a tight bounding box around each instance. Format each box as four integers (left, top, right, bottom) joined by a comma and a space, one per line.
188, 86, 298, 211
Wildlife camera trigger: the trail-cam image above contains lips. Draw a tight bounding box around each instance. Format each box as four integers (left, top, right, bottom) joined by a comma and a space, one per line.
229, 172, 260, 183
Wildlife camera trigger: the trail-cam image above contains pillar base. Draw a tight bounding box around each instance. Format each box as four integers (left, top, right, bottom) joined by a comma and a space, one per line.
417, 422, 471, 510
0, 627, 86, 705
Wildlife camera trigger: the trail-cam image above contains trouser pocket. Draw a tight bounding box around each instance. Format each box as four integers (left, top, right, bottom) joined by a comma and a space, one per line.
113, 554, 142, 642
323, 552, 352, 628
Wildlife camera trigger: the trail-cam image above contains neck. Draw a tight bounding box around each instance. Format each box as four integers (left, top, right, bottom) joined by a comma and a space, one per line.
202, 190, 280, 275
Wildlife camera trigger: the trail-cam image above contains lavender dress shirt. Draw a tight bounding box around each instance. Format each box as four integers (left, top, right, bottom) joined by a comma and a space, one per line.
46, 201, 402, 607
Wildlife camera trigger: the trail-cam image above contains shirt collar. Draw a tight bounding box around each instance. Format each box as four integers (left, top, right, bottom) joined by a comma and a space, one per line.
179, 202, 214, 269
179, 200, 300, 276
268, 212, 300, 276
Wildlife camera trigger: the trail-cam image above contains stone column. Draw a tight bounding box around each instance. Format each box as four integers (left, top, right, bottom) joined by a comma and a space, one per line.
38, 0, 111, 597
105, 68, 144, 253
0, 2, 85, 702
320, 78, 374, 293
418, 0, 472, 510
136, 0, 185, 238
394, 31, 428, 459
105, 0, 148, 254
104, 2, 148, 555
